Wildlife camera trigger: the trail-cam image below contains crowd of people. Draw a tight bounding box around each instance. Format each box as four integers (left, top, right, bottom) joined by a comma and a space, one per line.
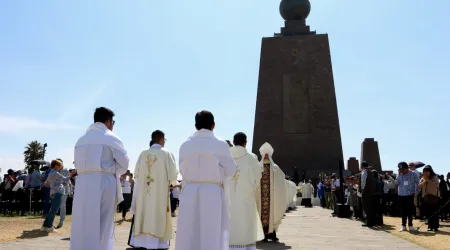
2, 106, 449, 250
316, 161, 450, 233
0, 162, 77, 218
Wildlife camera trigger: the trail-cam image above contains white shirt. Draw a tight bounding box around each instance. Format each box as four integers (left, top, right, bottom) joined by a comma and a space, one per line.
383, 180, 395, 194
121, 178, 132, 194
172, 186, 180, 198
331, 179, 340, 189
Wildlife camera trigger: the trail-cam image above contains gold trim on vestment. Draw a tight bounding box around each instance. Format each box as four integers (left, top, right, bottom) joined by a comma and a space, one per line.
132, 196, 171, 240
229, 243, 257, 248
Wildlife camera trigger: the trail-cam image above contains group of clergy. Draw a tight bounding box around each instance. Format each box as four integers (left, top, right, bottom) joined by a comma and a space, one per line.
69, 108, 296, 250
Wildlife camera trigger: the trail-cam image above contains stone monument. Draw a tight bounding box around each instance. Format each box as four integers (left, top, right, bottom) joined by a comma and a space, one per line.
252, 0, 343, 177
360, 138, 382, 172
347, 157, 360, 175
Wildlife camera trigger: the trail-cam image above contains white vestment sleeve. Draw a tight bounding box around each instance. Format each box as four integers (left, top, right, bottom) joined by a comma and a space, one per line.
112, 147, 130, 175
251, 156, 262, 188
217, 143, 237, 177
167, 152, 178, 187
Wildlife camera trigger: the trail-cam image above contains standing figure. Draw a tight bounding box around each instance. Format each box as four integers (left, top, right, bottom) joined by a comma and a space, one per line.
317, 181, 326, 208
175, 110, 237, 250
419, 165, 440, 232
120, 171, 134, 220
228, 132, 264, 250
301, 180, 314, 208
170, 182, 181, 217
70, 107, 129, 250
361, 162, 376, 227
57, 168, 71, 229
128, 130, 178, 249
256, 142, 288, 242
394, 162, 419, 232
41, 160, 73, 232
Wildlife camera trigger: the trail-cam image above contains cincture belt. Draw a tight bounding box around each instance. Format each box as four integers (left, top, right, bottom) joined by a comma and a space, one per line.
186, 181, 224, 188
77, 171, 115, 176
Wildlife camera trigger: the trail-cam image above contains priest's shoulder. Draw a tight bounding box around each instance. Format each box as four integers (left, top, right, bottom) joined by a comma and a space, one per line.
250, 152, 259, 161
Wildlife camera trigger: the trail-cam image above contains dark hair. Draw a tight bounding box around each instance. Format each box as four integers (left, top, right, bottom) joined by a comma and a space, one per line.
361, 161, 369, 168
195, 110, 215, 130
94, 107, 115, 123
233, 132, 247, 146
423, 165, 436, 178
398, 162, 409, 169
151, 130, 165, 145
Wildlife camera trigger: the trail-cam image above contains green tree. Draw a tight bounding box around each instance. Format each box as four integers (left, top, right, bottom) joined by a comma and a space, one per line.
23, 140, 44, 169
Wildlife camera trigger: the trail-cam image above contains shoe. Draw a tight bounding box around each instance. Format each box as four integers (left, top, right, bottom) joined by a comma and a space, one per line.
427, 228, 433, 232
46, 227, 58, 233
122, 217, 126, 221
399, 226, 407, 232
40, 227, 47, 232
270, 232, 279, 242
56, 223, 63, 229
409, 226, 418, 233
171, 213, 176, 217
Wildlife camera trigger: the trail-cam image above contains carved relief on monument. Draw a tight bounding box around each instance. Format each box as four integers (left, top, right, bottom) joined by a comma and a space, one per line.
282, 73, 310, 134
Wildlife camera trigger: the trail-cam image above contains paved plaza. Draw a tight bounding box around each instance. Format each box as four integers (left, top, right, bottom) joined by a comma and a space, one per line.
0, 207, 424, 250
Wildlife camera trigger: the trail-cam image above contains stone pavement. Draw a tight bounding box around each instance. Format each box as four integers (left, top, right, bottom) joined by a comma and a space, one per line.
0, 207, 424, 250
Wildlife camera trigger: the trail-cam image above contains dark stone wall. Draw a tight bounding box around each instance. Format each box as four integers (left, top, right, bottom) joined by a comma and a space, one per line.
252, 34, 343, 178
360, 138, 382, 172
347, 157, 360, 175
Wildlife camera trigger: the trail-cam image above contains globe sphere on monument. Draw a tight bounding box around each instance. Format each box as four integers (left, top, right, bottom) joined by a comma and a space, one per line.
279, 0, 311, 21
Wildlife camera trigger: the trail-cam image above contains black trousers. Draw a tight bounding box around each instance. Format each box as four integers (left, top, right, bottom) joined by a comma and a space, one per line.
362, 194, 375, 226
423, 201, 440, 230
120, 193, 132, 218
332, 191, 341, 214
398, 195, 414, 226
171, 198, 179, 213
374, 194, 383, 225
357, 196, 364, 220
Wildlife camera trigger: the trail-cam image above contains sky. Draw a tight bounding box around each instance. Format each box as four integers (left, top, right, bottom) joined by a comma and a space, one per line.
1, 0, 449, 177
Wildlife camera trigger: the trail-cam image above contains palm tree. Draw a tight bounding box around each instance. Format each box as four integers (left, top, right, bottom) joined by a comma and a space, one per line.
23, 141, 45, 169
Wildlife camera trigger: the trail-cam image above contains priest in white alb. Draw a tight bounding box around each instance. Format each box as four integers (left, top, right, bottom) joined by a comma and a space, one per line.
128, 130, 178, 249
256, 142, 288, 242
175, 110, 237, 250
229, 132, 264, 250
71, 107, 129, 250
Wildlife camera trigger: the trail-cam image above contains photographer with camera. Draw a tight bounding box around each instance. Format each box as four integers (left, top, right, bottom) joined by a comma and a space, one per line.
119, 170, 134, 220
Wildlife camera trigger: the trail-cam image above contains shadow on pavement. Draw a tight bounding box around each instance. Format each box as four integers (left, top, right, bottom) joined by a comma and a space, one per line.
256, 241, 292, 249
16, 229, 48, 240
61, 237, 70, 241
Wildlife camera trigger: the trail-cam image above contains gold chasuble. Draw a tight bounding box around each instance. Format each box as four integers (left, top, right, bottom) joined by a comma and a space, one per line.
131, 145, 178, 241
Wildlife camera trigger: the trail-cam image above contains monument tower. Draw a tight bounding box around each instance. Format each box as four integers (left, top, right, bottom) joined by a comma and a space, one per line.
252, 0, 343, 177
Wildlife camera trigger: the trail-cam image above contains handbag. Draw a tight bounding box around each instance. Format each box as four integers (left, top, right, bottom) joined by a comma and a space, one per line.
423, 182, 439, 205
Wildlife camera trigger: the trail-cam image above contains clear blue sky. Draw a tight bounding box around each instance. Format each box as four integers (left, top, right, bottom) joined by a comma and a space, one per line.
1, 0, 449, 176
